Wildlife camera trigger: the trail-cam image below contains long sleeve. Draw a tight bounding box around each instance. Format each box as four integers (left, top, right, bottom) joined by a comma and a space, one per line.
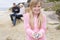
23, 14, 34, 37
39, 14, 47, 36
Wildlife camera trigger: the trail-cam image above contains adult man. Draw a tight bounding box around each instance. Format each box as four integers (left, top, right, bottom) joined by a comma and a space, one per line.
10, 3, 20, 26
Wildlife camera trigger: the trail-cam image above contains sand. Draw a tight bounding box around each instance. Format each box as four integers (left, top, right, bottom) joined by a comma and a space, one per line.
0, 11, 60, 40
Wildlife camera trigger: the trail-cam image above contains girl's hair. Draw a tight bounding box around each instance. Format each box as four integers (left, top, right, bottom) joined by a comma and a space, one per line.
26, 0, 43, 30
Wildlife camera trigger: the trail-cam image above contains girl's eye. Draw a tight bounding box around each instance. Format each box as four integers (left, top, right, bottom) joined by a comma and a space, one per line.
38, 6, 40, 7
34, 6, 36, 7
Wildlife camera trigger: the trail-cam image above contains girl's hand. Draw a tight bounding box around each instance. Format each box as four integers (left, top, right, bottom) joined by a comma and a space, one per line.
32, 32, 43, 39
32, 32, 40, 39
37, 32, 43, 39
32, 32, 38, 39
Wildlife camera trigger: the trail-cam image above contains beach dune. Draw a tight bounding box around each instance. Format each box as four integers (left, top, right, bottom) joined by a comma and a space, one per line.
0, 11, 25, 40
0, 11, 60, 40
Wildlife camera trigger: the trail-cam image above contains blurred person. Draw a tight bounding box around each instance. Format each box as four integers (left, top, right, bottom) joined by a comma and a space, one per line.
27, 0, 31, 7
27, 0, 31, 3
19, 3, 25, 15
10, 3, 21, 26
18, 3, 25, 20
23, 0, 47, 40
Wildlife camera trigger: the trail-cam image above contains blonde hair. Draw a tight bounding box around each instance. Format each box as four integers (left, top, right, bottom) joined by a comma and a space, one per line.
26, 1, 43, 30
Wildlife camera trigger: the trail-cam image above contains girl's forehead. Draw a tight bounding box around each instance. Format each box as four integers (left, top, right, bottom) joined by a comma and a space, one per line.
34, 3, 40, 7
37, 3, 40, 6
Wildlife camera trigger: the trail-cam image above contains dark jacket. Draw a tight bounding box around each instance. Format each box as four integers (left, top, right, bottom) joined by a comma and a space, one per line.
12, 6, 20, 13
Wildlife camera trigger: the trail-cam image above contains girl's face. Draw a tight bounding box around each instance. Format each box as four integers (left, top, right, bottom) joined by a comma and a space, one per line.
32, 3, 41, 15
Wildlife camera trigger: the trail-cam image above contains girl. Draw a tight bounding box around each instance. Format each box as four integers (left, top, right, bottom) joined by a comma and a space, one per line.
23, 1, 47, 40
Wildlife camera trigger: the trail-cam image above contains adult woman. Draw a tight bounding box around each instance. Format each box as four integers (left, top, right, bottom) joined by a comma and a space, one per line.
23, 1, 47, 40
19, 3, 25, 15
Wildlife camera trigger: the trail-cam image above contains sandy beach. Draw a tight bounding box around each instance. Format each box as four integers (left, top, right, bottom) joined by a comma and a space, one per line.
0, 11, 60, 40
0, 11, 25, 40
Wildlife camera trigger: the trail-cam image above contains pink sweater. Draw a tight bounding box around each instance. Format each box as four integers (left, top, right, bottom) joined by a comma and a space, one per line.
23, 13, 47, 40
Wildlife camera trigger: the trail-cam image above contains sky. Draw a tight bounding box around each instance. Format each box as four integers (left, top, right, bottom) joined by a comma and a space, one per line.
0, 0, 27, 11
